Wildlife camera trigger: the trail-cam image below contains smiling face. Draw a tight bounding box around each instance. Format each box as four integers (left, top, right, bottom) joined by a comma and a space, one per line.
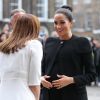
54, 13, 72, 39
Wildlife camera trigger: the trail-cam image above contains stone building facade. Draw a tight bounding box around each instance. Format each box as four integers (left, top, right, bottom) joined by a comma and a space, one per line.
0, 0, 100, 40
72, 0, 100, 40
0, 0, 72, 36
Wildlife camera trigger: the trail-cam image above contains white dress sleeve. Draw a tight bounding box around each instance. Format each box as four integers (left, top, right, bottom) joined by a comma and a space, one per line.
28, 40, 43, 86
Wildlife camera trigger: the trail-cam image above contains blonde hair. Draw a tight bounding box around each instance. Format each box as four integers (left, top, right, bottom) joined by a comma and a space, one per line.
10, 8, 26, 17
0, 14, 40, 54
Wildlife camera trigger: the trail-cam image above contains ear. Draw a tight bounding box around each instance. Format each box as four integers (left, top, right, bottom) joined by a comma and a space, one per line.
70, 21, 73, 28
71, 18, 76, 27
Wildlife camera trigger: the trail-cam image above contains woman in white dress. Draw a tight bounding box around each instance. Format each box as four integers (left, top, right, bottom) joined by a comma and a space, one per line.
0, 14, 43, 100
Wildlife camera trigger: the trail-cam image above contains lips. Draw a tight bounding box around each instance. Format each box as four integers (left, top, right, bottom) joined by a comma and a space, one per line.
56, 29, 63, 32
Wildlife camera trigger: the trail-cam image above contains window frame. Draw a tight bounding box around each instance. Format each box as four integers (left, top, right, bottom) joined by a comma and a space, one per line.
55, 0, 67, 10
84, 0, 91, 4
0, 0, 3, 20
37, 0, 48, 20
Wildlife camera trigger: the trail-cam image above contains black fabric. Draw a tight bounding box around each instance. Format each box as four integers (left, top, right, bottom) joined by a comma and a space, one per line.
41, 35, 96, 100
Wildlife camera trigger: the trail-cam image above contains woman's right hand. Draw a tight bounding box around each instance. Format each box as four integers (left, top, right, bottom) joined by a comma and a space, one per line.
41, 75, 53, 89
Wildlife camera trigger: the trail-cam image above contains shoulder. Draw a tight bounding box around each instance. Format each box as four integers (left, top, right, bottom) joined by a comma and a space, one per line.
75, 36, 90, 46
45, 37, 59, 45
45, 37, 59, 47
27, 39, 42, 48
46, 37, 58, 42
25, 39, 43, 53
80, 37, 90, 43
75, 36, 92, 53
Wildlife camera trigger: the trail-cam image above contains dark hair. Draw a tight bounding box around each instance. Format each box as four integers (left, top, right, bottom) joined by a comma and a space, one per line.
55, 5, 73, 22
61, 5, 73, 12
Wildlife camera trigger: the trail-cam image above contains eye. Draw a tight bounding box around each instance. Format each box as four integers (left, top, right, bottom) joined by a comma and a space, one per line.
60, 21, 65, 24
54, 21, 57, 25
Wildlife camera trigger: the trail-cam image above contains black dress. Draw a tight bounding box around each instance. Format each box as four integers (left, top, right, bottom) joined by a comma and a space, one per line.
41, 35, 96, 100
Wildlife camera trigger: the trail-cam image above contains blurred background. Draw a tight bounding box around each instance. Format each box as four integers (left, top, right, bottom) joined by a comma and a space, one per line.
0, 0, 100, 41
0, 1, 100, 99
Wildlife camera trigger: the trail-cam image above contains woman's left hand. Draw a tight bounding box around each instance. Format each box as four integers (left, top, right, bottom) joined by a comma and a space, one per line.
52, 74, 74, 89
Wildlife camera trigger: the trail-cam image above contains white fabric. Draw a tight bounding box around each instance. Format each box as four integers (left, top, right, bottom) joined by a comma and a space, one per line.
0, 39, 43, 100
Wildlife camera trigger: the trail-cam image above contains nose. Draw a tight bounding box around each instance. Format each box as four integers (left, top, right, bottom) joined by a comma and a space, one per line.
56, 24, 62, 29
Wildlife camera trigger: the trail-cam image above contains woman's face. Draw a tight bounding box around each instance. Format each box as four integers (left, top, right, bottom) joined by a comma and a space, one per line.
54, 13, 72, 37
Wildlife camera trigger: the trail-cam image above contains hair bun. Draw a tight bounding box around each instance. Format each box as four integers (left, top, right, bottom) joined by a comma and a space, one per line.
61, 5, 73, 12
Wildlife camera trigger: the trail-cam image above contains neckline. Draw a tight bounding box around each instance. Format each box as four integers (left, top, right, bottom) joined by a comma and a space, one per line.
60, 35, 75, 42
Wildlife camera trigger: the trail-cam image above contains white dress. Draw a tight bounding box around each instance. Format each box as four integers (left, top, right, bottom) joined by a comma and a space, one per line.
0, 40, 43, 100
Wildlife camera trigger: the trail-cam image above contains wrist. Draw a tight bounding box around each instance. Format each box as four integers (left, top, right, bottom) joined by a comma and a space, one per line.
70, 77, 75, 84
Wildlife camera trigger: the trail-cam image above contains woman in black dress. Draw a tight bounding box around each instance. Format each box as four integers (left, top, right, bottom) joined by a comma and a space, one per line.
41, 5, 96, 100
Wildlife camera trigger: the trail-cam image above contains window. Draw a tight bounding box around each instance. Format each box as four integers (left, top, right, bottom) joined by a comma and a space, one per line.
0, 0, 3, 20
3, 0, 22, 21
37, 0, 48, 19
55, 0, 67, 10
94, 12, 100, 29
84, 13, 92, 31
10, 0, 22, 11
73, 0, 78, 5
84, 0, 91, 4
73, 13, 84, 32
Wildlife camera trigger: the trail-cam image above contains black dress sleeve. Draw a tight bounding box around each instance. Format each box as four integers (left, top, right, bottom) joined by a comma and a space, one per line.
74, 37, 96, 85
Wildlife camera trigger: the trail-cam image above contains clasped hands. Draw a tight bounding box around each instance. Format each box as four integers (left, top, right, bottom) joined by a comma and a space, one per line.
41, 74, 74, 89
